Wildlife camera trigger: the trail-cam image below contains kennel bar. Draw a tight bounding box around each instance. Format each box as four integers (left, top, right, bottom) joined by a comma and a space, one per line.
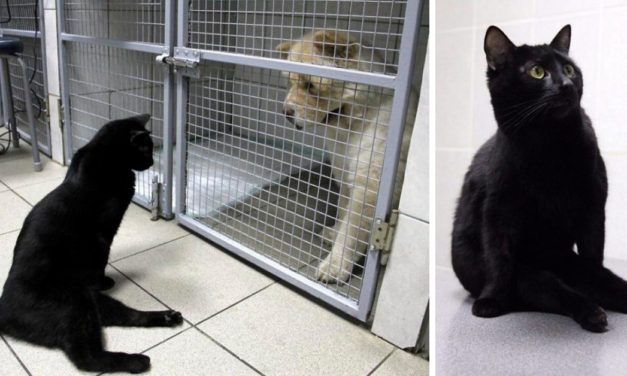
0, 0, 52, 155
57, 0, 175, 218
174, 0, 422, 322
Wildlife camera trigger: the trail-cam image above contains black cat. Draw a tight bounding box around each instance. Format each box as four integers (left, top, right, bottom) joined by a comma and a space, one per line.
452, 25, 627, 332
0, 114, 183, 373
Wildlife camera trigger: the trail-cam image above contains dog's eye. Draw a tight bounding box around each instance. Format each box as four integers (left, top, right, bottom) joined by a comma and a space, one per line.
304, 81, 316, 93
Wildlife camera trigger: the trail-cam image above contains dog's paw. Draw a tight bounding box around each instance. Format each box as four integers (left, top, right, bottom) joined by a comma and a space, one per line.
316, 258, 351, 283
472, 298, 506, 318
576, 306, 607, 333
126, 354, 151, 374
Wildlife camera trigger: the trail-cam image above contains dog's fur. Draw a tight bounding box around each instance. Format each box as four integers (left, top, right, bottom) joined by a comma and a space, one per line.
277, 30, 418, 282
0, 115, 183, 373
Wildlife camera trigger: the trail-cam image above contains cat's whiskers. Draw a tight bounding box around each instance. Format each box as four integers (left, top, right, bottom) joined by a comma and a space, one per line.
499, 94, 560, 133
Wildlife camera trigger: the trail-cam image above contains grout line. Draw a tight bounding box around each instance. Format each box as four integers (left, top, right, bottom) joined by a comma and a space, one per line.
1, 334, 33, 376
366, 348, 396, 376
0, 182, 41, 208
3, 175, 65, 192
109, 234, 192, 263
193, 282, 276, 327
95, 327, 196, 376
402, 212, 429, 225
107, 264, 197, 324
0, 228, 21, 237
136, 326, 196, 355
192, 327, 266, 376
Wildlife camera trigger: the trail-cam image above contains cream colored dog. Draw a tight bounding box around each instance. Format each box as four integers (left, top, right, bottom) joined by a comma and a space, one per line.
277, 30, 417, 283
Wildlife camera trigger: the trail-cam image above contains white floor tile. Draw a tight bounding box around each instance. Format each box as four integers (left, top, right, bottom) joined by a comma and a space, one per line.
0, 181, 7, 193
108, 329, 257, 376
112, 235, 274, 323
0, 230, 19, 286
0, 191, 31, 234
372, 350, 428, 376
198, 284, 393, 376
5, 268, 189, 376
13, 177, 63, 206
0, 154, 66, 190
437, 260, 627, 376
0, 337, 27, 376
110, 204, 188, 261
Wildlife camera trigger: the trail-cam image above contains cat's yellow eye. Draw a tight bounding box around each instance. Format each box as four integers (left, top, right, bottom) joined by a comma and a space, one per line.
563, 64, 575, 77
528, 65, 545, 79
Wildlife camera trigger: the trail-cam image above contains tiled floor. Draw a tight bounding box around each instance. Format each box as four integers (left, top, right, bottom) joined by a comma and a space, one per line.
0, 146, 427, 376
437, 262, 627, 376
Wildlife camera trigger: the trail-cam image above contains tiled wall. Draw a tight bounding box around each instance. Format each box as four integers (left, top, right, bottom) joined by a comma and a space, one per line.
436, 0, 627, 267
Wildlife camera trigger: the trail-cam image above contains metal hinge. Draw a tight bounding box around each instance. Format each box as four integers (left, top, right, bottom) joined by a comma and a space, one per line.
371, 209, 400, 266
150, 175, 161, 221
155, 47, 200, 78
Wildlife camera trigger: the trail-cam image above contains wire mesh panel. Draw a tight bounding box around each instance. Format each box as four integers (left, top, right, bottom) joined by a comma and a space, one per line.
0, 1, 39, 31
180, 61, 406, 304
65, 42, 166, 202
0, 0, 50, 154
63, 0, 166, 44
7, 37, 50, 153
189, 0, 406, 74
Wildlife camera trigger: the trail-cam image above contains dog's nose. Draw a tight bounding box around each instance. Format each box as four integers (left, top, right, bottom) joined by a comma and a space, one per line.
283, 107, 295, 124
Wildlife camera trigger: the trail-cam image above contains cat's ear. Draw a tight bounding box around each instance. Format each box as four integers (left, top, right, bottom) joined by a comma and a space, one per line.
130, 129, 150, 144
484, 26, 515, 70
130, 113, 151, 126
550, 24, 571, 55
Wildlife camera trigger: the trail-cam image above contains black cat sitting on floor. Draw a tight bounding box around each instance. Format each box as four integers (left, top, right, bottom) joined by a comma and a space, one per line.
452, 25, 627, 332
0, 114, 183, 373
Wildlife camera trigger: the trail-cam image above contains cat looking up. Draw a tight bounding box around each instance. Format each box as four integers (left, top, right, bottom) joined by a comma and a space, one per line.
452, 25, 626, 332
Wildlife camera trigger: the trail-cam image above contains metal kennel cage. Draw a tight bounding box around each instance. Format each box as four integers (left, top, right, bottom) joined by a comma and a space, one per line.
0, 0, 51, 155
58, 0, 175, 217
58, 0, 423, 322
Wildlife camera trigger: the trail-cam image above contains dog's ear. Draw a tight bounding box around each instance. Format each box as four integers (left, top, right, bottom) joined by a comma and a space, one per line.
275, 41, 292, 59
312, 30, 359, 59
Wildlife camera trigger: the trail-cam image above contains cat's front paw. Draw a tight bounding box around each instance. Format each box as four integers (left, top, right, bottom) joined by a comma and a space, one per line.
126, 354, 151, 374
575, 306, 607, 333
148, 310, 184, 327
472, 298, 506, 318
98, 276, 116, 291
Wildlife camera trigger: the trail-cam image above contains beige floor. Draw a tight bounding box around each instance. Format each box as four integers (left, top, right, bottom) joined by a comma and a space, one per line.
0, 146, 427, 376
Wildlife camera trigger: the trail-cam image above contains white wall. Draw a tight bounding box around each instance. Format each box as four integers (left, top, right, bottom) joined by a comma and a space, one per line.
436, 0, 627, 268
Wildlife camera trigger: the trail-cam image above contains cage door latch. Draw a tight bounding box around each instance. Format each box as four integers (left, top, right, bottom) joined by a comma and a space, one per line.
150, 175, 161, 221
371, 210, 400, 266
156, 47, 200, 78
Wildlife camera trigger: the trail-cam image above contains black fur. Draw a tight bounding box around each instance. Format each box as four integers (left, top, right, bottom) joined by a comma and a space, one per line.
452, 25, 627, 332
0, 115, 183, 373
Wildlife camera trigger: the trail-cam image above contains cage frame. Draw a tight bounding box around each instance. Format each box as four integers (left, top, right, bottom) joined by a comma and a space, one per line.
0, 0, 52, 156
57, 0, 176, 218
